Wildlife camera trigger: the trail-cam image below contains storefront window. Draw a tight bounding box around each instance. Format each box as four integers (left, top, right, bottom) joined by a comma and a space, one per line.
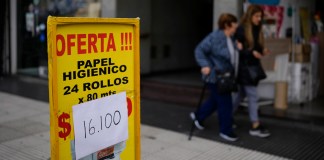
17, 0, 102, 78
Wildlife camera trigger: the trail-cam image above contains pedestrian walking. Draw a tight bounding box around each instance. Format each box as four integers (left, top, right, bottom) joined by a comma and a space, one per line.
233, 4, 271, 138
191, 13, 241, 142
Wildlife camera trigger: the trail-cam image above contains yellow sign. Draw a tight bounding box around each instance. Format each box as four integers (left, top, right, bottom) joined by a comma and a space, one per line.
47, 16, 140, 160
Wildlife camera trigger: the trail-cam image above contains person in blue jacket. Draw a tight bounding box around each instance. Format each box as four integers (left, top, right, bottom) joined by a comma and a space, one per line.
191, 13, 241, 141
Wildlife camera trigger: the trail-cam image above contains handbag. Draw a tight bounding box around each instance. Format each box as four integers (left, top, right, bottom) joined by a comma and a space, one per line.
216, 71, 238, 94
246, 64, 267, 84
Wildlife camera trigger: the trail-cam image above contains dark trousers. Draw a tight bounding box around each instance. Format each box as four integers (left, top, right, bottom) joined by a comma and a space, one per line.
196, 83, 233, 135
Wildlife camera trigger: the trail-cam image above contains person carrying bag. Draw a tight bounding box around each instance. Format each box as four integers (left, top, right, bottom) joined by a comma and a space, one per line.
190, 13, 241, 142
215, 53, 239, 94
233, 5, 271, 138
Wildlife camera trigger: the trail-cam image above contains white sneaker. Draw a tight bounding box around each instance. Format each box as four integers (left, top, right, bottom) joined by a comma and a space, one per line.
190, 112, 204, 130
219, 132, 239, 142
194, 120, 205, 130
249, 125, 271, 138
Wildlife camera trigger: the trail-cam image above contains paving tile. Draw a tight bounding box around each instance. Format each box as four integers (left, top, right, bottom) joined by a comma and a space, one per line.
32, 131, 50, 142
6, 96, 41, 106
151, 145, 202, 160
0, 126, 25, 143
141, 136, 171, 157
2, 119, 35, 129
177, 138, 218, 152
141, 125, 164, 136
0, 144, 16, 157
190, 140, 288, 160
141, 154, 169, 160
25, 114, 50, 126
31, 143, 50, 156
241, 151, 287, 160
0, 92, 48, 113
193, 143, 240, 159
19, 101, 49, 113
153, 129, 188, 145
19, 146, 50, 160
0, 93, 23, 103
2, 134, 48, 150
17, 122, 49, 135
2, 118, 49, 135
0, 103, 23, 115
0, 149, 43, 160
0, 110, 6, 117
0, 109, 43, 124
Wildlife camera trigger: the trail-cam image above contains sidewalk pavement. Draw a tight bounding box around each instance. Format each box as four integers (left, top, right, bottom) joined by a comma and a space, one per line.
0, 91, 288, 160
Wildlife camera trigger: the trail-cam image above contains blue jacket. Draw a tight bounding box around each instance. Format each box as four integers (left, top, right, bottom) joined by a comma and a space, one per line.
195, 30, 236, 83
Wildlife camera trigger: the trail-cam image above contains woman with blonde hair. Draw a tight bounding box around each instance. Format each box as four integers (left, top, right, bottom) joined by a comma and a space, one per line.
233, 4, 271, 138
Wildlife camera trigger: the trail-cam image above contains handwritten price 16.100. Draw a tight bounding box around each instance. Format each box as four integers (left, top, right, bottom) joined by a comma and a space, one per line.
83, 110, 121, 139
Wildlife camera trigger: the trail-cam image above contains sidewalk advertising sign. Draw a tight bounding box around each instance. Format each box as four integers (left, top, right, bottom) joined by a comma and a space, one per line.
47, 16, 140, 160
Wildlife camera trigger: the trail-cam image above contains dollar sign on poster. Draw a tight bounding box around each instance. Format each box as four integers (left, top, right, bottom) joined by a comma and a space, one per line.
58, 112, 71, 140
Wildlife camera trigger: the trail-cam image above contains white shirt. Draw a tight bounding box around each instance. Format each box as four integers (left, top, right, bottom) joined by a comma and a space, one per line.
226, 37, 239, 77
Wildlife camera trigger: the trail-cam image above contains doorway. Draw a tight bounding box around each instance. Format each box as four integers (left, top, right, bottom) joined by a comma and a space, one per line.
150, 0, 213, 72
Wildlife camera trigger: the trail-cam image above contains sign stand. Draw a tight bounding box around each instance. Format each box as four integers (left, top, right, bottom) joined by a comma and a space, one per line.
47, 17, 141, 160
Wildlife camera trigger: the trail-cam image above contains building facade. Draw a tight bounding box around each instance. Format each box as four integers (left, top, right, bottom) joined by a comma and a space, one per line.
1, 0, 244, 78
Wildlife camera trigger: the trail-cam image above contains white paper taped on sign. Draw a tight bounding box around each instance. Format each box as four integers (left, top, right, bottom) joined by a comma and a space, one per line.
72, 92, 128, 160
